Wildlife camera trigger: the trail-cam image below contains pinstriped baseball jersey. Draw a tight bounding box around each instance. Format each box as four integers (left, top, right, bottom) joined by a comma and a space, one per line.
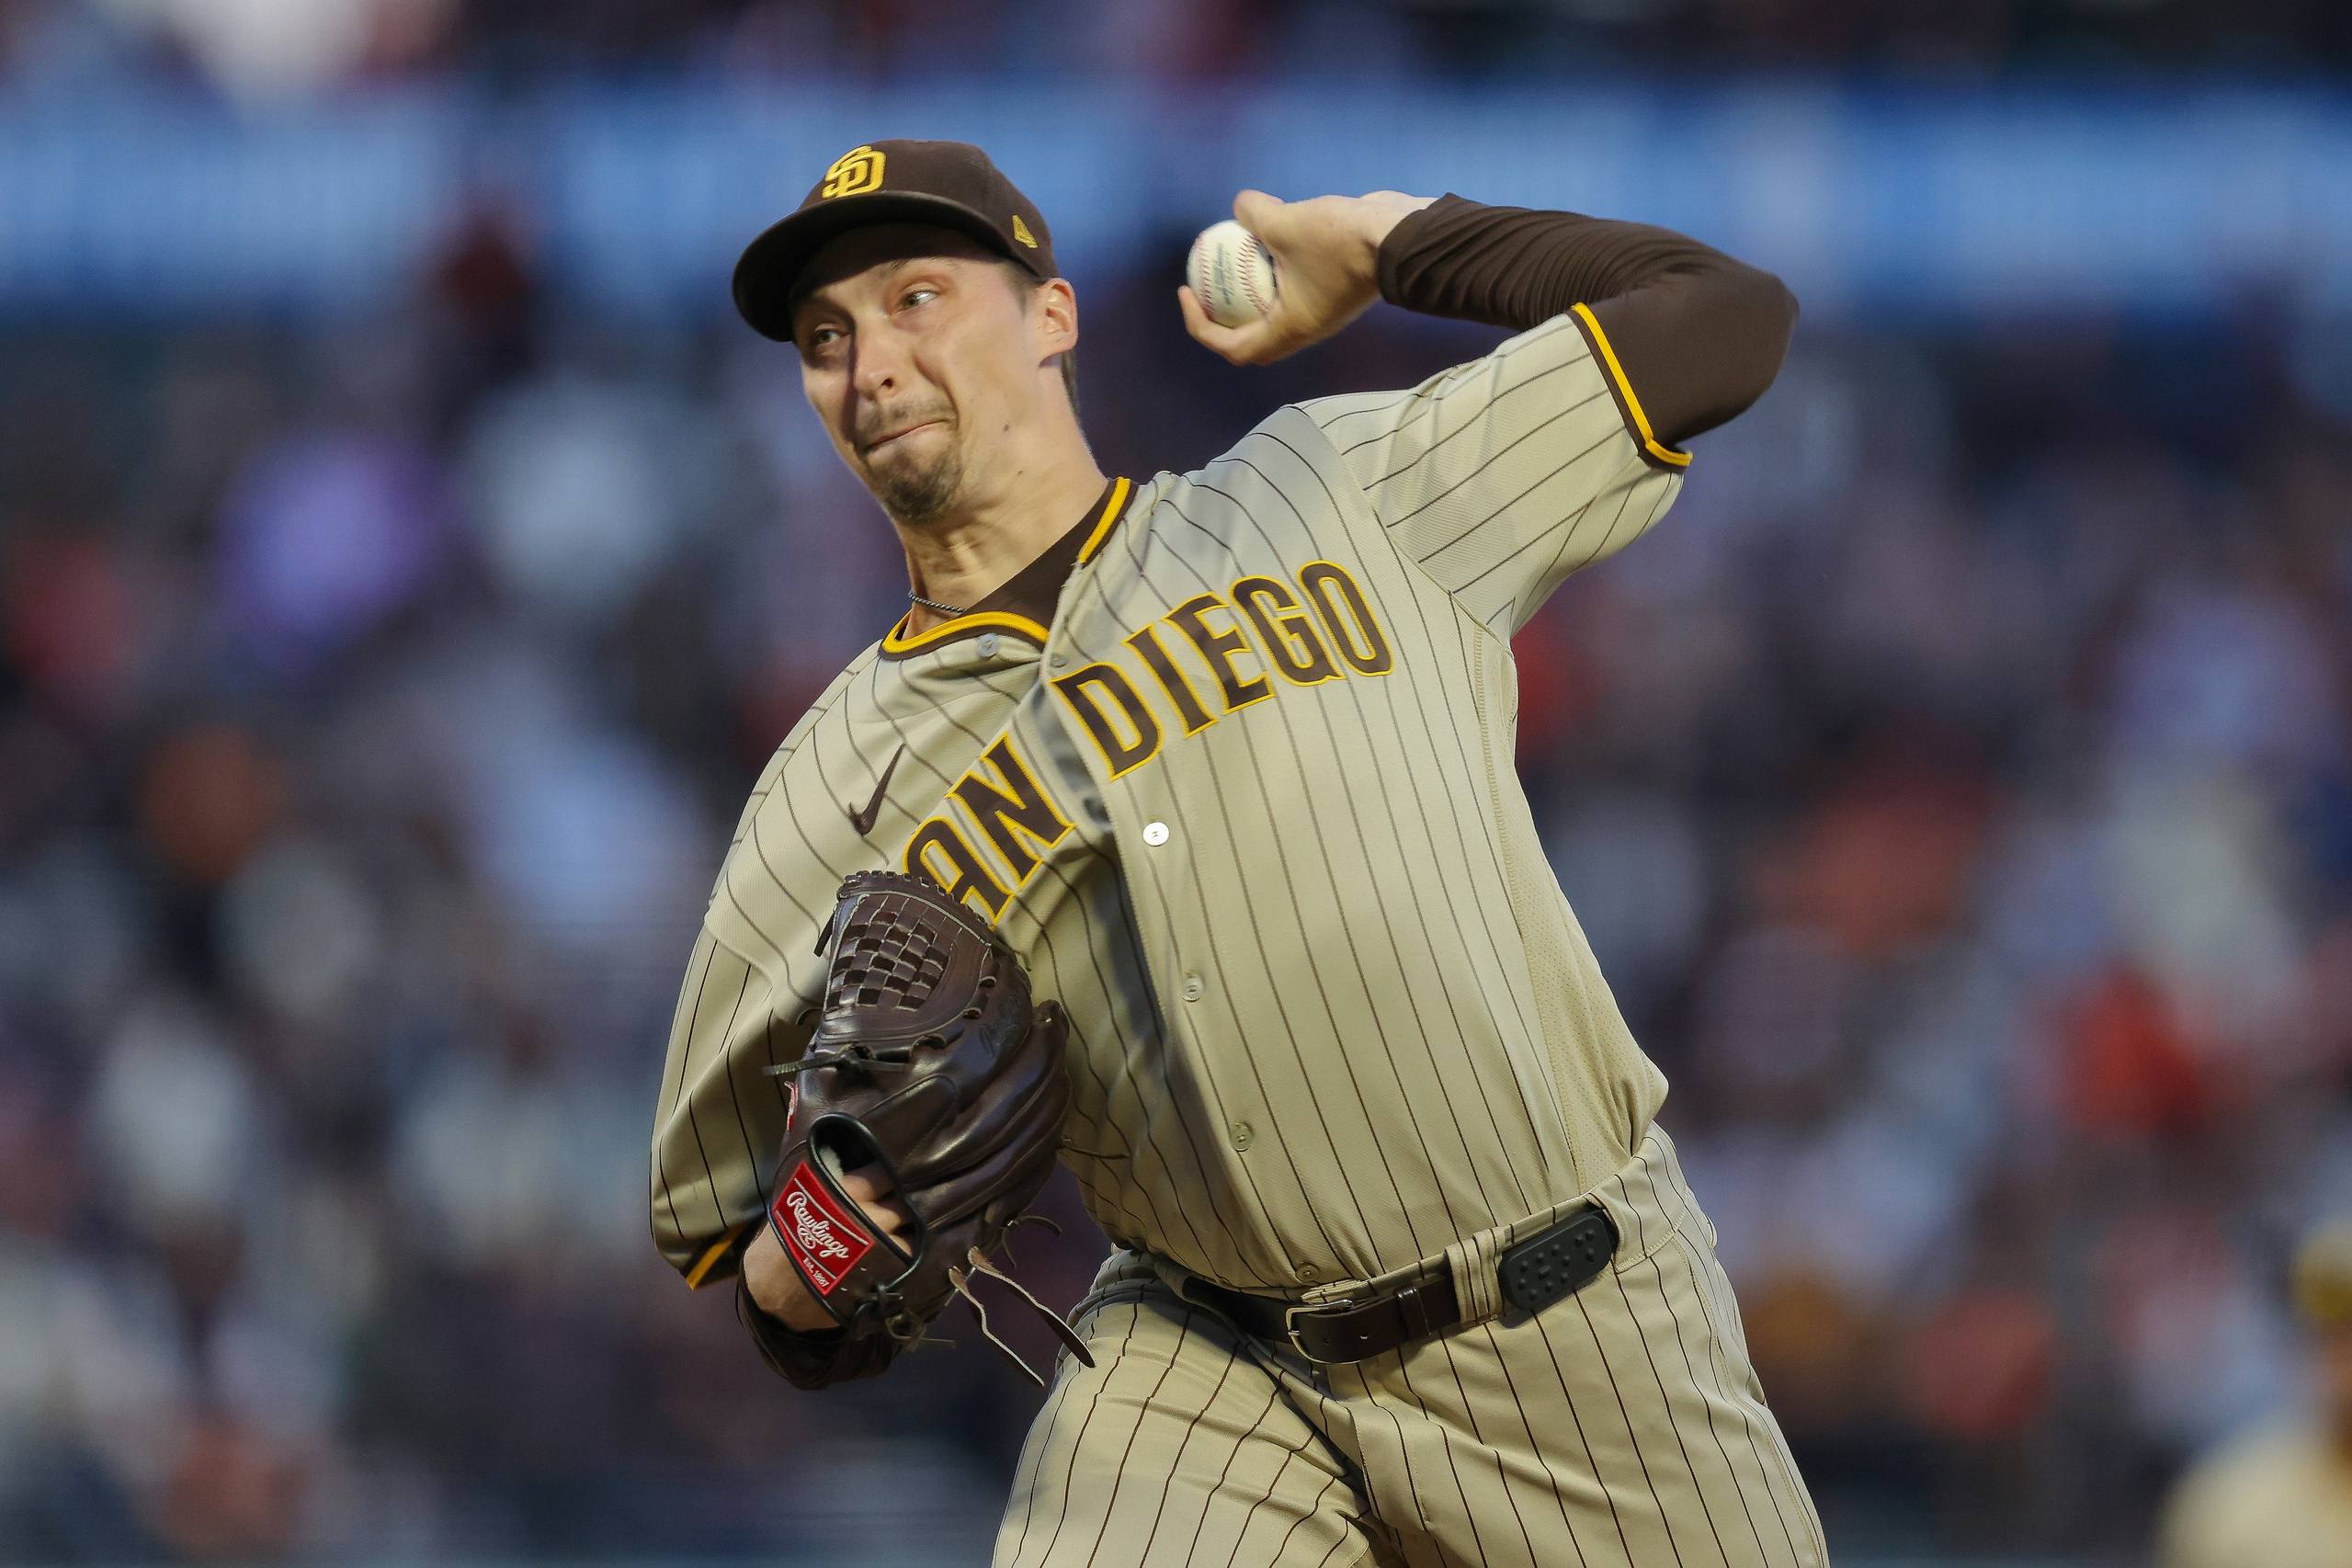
653, 307, 1682, 1298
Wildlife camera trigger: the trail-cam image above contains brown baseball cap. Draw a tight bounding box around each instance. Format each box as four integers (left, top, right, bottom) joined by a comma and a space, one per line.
733, 140, 1059, 342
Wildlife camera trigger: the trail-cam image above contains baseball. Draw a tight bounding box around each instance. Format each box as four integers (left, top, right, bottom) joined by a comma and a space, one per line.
1187, 219, 1278, 327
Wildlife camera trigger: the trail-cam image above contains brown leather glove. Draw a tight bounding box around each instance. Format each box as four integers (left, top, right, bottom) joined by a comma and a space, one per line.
761, 870, 1089, 1384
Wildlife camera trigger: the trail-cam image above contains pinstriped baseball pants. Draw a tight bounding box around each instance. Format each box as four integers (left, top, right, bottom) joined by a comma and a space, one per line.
993, 1130, 1826, 1568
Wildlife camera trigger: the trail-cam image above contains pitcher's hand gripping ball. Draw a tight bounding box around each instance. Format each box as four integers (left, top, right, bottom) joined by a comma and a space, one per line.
767, 870, 1090, 1382
1187, 219, 1279, 326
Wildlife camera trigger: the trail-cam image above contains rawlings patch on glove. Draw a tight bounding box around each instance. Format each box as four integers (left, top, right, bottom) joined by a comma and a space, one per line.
766, 869, 1088, 1383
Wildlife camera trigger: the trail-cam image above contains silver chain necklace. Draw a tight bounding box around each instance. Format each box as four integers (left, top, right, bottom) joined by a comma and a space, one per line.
908, 590, 969, 618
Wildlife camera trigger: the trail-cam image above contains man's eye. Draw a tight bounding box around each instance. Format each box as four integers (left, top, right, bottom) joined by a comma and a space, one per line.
805, 326, 842, 350
901, 288, 937, 311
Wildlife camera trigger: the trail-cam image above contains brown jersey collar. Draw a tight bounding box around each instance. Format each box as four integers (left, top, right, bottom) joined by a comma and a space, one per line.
880, 477, 1132, 661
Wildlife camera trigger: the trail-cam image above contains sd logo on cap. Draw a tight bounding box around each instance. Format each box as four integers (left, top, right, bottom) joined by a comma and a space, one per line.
821, 146, 887, 200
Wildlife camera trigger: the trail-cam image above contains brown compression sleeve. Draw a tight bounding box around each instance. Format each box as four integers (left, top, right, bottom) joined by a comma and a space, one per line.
1376, 195, 1797, 447
735, 1278, 902, 1389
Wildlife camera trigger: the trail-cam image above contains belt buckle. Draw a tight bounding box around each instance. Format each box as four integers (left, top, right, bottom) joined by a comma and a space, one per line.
1282, 1300, 1348, 1364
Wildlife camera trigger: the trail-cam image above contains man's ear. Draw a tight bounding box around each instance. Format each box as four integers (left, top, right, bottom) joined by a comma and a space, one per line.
1034, 278, 1079, 358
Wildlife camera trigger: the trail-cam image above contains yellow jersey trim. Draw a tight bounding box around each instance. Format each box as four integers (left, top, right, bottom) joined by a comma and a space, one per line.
1570, 302, 1693, 471
685, 1221, 751, 1289
881, 609, 1052, 655
1076, 476, 1135, 565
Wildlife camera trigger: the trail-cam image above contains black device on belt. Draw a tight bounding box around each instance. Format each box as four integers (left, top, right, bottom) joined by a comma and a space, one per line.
1191, 1206, 1619, 1366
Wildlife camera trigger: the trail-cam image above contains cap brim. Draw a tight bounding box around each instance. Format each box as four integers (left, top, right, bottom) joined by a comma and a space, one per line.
733, 191, 1035, 341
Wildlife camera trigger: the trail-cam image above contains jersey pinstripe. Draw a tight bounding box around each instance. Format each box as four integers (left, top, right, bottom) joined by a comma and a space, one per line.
995, 1130, 1825, 1568
653, 308, 1681, 1298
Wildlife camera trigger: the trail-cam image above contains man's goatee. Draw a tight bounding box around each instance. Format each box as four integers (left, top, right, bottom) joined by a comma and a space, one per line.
867, 444, 963, 526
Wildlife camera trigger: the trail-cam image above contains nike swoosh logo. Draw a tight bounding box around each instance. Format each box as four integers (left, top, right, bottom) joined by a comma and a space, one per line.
848, 747, 904, 836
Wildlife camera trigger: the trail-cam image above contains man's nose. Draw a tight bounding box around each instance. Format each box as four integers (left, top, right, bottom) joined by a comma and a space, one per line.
851, 330, 911, 400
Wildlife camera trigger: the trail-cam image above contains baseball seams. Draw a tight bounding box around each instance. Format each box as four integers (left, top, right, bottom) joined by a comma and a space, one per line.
653, 306, 1824, 1562
1187, 220, 1277, 326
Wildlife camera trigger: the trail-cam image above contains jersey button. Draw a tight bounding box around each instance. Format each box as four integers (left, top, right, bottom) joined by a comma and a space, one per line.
1142, 821, 1170, 846
977, 632, 999, 657
1229, 1120, 1253, 1151
1296, 1263, 1318, 1283
1181, 973, 1204, 1002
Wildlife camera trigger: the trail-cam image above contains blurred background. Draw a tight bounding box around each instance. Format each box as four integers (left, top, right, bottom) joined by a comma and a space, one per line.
3, 1, 2352, 1564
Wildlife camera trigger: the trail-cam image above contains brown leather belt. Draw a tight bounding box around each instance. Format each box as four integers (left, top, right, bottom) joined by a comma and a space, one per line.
1188, 1206, 1618, 1366
1191, 1271, 1460, 1365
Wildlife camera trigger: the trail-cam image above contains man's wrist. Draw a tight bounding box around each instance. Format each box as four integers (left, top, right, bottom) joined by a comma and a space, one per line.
1357, 194, 1434, 252
1354, 192, 1439, 278
745, 1213, 841, 1331
743, 1284, 846, 1342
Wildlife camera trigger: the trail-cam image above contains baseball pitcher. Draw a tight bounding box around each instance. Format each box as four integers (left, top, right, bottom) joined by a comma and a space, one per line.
653, 137, 1824, 1567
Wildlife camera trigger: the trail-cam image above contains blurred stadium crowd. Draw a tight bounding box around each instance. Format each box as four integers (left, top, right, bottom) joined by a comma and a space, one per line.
0, 0, 2349, 98
0, 206, 2347, 1562
1, 5, 2351, 1568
